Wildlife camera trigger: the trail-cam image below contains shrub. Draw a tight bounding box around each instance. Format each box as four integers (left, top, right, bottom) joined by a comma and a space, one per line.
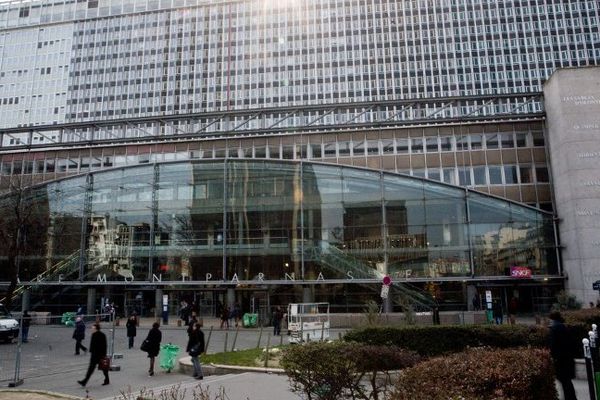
280, 341, 420, 400
391, 347, 558, 400
343, 325, 547, 356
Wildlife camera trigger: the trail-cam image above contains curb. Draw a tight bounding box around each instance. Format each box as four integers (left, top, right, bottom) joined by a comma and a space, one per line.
178, 356, 286, 376
0, 389, 85, 400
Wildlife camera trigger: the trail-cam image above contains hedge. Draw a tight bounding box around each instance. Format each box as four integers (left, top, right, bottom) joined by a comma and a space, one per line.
281, 341, 421, 400
391, 347, 557, 400
343, 325, 547, 356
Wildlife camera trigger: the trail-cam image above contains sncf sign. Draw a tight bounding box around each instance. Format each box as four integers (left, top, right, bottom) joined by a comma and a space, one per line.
510, 266, 532, 278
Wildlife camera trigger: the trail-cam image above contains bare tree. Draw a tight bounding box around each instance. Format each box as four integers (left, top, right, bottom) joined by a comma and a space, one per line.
0, 177, 36, 310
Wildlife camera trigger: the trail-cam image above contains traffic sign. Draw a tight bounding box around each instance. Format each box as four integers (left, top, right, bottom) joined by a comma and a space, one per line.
382, 276, 392, 286
380, 284, 389, 299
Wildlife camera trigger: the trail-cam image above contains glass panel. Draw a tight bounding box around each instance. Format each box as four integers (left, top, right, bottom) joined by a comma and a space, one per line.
411, 138, 423, 153
395, 138, 409, 153
426, 137, 439, 152
500, 133, 515, 148
353, 141, 365, 156
473, 166, 486, 185
489, 166, 502, 184
485, 134, 498, 149
470, 134, 483, 150
504, 165, 518, 184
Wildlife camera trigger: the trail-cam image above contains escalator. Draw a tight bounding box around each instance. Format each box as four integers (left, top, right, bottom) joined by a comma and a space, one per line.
309, 241, 437, 312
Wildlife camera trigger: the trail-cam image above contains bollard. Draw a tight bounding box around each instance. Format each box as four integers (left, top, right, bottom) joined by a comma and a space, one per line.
584, 338, 596, 400
223, 331, 228, 364
204, 326, 213, 353
264, 333, 271, 368
256, 326, 263, 349
9, 315, 24, 387
320, 322, 325, 341
231, 326, 240, 352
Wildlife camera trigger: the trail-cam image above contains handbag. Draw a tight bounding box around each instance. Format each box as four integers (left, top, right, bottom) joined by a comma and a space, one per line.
98, 356, 111, 371
189, 343, 201, 357
141, 338, 150, 352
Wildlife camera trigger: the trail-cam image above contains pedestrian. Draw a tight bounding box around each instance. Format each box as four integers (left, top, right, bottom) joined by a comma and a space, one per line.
220, 305, 229, 329
186, 322, 205, 380
471, 293, 481, 310
126, 315, 137, 349
232, 303, 241, 328
21, 310, 31, 343
187, 312, 198, 335
143, 322, 162, 376
548, 311, 577, 400
77, 323, 109, 387
73, 316, 88, 355
272, 306, 284, 336
492, 300, 503, 325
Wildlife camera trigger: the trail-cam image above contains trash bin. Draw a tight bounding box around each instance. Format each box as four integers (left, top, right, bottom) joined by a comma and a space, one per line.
242, 313, 258, 328
61, 312, 76, 327
159, 343, 180, 373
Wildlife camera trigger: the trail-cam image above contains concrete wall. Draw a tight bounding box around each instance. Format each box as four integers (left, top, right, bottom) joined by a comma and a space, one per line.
544, 67, 600, 304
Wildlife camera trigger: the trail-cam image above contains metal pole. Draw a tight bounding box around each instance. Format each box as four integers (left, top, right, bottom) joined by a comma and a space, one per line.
584, 338, 596, 400
256, 326, 263, 349
231, 326, 239, 352
264, 333, 271, 368
204, 326, 213, 353
9, 315, 24, 387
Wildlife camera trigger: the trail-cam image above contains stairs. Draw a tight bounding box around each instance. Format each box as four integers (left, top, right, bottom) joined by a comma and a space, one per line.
0, 250, 81, 306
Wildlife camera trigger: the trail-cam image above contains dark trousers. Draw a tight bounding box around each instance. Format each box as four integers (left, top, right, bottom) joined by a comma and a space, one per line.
21, 326, 29, 342
75, 339, 87, 355
557, 376, 577, 400
82, 358, 109, 385
273, 321, 281, 336
128, 336, 134, 349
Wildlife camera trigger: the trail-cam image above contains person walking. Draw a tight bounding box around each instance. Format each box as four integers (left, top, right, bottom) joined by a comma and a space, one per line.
548, 311, 577, 400
126, 315, 137, 349
73, 316, 87, 355
492, 300, 503, 325
186, 322, 205, 379
144, 322, 162, 376
220, 305, 230, 329
232, 303, 242, 328
272, 306, 284, 336
77, 323, 109, 387
21, 310, 31, 343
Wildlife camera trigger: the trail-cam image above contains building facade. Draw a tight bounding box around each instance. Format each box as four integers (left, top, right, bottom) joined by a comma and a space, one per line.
0, 0, 598, 315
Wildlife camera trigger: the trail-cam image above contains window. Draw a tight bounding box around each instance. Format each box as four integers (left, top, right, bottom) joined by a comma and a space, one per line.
488, 166, 502, 184
440, 137, 453, 151
382, 139, 394, 154
443, 168, 456, 185
473, 166, 486, 185
504, 165, 518, 184
458, 168, 472, 186
353, 141, 365, 156
309, 144, 321, 158
470, 135, 483, 150
411, 138, 423, 153
324, 143, 336, 158
426, 137, 439, 152
515, 133, 527, 147
519, 166, 533, 183
367, 140, 379, 155
536, 167, 549, 182
500, 133, 515, 148
395, 138, 409, 153
338, 141, 351, 156
485, 134, 499, 149
532, 131, 545, 147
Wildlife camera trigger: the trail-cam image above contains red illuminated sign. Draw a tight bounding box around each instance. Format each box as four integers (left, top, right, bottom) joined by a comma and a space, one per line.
510, 266, 532, 278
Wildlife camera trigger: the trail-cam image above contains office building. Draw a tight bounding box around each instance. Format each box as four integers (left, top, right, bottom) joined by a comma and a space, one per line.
0, 0, 598, 316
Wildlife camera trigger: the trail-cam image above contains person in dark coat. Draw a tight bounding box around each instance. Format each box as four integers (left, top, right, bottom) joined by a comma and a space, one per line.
144, 322, 162, 376
21, 310, 31, 343
272, 306, 284, 336
72, 316, 87, 355
186, 322, 205, 379
548, 311, 577, 400
492, 300, 503, 324
77, 323, 109, 387
126, 315, 137, 349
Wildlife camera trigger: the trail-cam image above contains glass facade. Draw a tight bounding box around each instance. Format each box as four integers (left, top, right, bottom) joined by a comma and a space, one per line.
0, 160, 558, 288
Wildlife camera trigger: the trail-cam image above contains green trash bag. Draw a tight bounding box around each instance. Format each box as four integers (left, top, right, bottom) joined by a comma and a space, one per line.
242, 313, 258, 328
159, 343, 180, 373
61, 312, 76, 327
